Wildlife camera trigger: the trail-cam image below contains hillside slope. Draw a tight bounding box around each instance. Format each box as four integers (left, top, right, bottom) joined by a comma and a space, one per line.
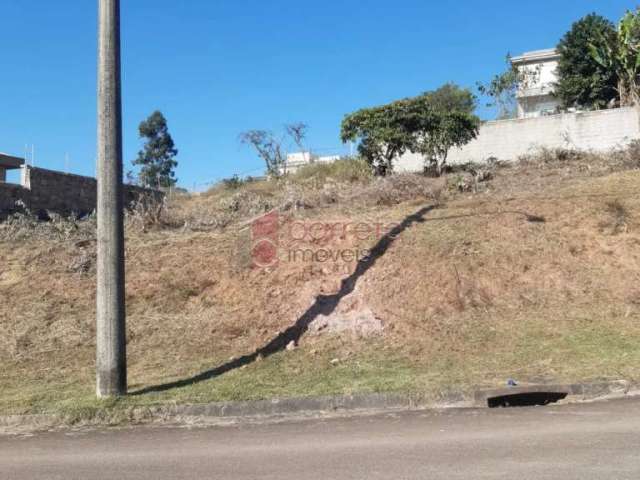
1, 153, 640, 416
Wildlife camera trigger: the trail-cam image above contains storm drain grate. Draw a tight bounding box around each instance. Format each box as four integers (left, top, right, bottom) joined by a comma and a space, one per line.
487, 391, 568, 408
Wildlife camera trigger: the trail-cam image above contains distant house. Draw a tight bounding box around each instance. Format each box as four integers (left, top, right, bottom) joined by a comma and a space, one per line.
394, 46, 639, 170
0, 153, 24, 183
0, 151, 162, 217
511, 48, 561, 119
285, 47, 634, 174
281, 152, 342, 175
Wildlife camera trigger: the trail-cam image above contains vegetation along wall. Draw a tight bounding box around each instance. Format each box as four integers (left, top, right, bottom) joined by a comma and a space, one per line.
396, 107, 640, 170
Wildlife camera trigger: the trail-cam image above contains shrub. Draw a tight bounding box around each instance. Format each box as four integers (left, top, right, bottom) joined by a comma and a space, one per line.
293, 156, 373, 184
366, 174, 444, 206
222, 175, 244, 190
618, 139, 640, 169
517, 147, 587, 166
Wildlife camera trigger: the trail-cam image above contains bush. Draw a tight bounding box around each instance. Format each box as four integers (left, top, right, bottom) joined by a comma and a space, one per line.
517, 147, 588, 166
365, 174, 444, 206
516, 143, 640, 173
0, 210, 96, 242
220, 174, 262, 191
617, 139, 640, 170
293, 156, 372, 184
222, 175, 244, 190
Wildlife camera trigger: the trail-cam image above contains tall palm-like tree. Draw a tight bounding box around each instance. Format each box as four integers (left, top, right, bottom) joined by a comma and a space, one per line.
591, 9, 640, 107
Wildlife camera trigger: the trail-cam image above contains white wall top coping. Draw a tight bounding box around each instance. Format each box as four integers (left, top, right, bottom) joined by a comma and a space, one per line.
480, 106, 637, 126
511, 48, 560, 64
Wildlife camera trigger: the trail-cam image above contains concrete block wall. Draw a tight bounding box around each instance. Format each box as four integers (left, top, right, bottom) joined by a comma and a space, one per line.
0, 183, 29, 212
0, 166, 162, 216
396, 107, 640, 172
23, 166, 98, 214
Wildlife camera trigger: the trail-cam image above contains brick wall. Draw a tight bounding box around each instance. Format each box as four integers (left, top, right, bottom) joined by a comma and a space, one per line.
0, 166, 162, 216
396, 107, 640, 171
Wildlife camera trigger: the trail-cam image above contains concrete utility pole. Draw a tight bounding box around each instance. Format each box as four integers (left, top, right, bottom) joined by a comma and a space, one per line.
96, 0, 127, 397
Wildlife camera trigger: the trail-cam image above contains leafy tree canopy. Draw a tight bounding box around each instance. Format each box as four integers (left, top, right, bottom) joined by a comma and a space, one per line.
556, 13, 618, 110
340, 97, 417, 175
132, 110, 178, 188
341, 85, 480, 175
590, 9, 640, 107
412, 107, 480, 176
422, 83, 477, 115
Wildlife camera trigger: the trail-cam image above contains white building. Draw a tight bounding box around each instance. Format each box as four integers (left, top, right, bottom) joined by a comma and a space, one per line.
0, 153, 24, 183
511, 48, 561, 119
395, 47, 638, 170
281, 152, 342, 175
282, 47, 637, 174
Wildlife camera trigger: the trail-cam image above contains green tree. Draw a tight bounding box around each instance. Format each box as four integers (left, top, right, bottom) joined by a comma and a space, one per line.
340, 85, 480, 176
590, 9, 640, 107
422, 83, 477, 114
555, 13, 618, 110
133, 111, 178, 188
413, 85, 480, 175
412, 109, 480, 176
340, 97, 417, 175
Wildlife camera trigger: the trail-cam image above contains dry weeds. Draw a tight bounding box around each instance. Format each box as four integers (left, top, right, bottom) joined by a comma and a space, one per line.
1, 149, 640, 416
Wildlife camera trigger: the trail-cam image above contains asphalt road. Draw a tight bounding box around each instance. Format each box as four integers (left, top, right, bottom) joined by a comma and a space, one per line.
2, 398, 640, 479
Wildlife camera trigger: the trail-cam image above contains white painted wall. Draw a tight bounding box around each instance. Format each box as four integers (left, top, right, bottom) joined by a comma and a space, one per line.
513, 49, 561, 118
518, 95, 560, 118
518, 58, 558, 95
286, 152, 314, 164
282, 152, 345, 174
395, 107, 640, 172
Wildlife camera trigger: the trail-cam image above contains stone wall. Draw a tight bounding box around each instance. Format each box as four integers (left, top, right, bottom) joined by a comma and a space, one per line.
0, 166, 162, 217
396, 107, 640, 171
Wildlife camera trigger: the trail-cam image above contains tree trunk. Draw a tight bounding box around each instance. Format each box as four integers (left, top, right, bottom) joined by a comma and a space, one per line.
630, 78, 640, 108
96, 0, 127, 398
438, 152, 448, 177
619, 78, 632, 107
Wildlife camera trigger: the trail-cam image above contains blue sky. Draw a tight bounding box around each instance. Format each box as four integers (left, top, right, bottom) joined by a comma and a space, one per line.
1, 0, 634, 189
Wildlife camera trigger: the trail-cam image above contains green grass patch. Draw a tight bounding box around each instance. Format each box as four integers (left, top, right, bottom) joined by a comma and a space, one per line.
3, 308, 640, 425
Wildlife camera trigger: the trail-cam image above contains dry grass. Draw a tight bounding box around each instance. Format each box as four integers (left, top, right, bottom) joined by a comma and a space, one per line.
163, 159, 444, 232
1, 149, 640, 418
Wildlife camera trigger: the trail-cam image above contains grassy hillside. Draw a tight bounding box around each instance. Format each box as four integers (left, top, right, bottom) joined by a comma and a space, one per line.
2, 150, 640, 419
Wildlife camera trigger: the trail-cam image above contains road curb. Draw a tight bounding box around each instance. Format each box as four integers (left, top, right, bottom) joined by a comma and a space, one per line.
0, 380, 634, 432
473, 380, 631, 407
167, 391, 471, 419
164, 380, 633, 419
